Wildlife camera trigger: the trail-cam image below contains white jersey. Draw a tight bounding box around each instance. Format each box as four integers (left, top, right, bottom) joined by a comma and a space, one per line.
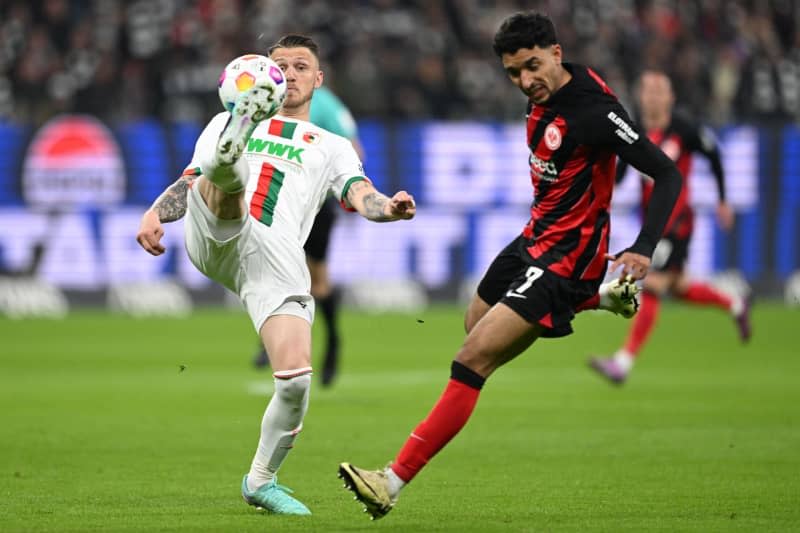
189, 112, 366, 247
183, 112, 366, 331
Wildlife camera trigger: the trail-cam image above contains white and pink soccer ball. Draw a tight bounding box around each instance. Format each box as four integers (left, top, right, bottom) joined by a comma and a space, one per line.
218, 54, 287, 113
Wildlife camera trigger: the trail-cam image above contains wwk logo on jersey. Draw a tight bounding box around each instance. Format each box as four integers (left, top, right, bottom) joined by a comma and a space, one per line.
247, 137, 304, 163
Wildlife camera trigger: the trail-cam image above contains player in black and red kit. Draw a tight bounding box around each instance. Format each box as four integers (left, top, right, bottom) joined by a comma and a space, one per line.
336, 12, 683, 519
589, 70, 752, 385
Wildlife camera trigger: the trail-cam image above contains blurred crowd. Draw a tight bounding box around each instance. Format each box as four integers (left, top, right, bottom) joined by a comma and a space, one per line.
1, 0, 799, 125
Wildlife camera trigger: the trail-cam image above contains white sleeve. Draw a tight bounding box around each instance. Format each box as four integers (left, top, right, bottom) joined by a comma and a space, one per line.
186, 112, 229, 172
328, 137, 368, 209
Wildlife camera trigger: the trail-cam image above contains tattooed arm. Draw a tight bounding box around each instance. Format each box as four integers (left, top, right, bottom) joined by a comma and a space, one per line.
136, 173, 198, 256
345, 179, 416, 222
152, 173, 198, 222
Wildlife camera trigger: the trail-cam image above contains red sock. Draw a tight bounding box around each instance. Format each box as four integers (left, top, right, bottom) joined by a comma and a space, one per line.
623, 291, 660, 357
391, 362, 484, 482
575, 293, 600, 312
679, 282, 732, 311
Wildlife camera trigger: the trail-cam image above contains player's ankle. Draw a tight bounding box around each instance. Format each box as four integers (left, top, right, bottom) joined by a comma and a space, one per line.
385, 466, 406, 498
598, 281, 614, 309
730, 295, 744, 316
246, 472, 275, 492
614, 349, 634, 373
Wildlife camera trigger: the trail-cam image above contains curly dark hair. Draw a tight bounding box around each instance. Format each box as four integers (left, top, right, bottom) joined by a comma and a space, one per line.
492, 12, 558, 57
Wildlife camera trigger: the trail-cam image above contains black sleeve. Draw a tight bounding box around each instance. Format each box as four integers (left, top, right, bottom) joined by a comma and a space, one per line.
685, 123, 726, 202
615, 157, 629, 184
615, 139, 683, 257
581, 102, 682, 258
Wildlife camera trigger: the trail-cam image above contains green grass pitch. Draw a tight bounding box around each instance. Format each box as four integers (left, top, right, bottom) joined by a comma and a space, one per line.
1, 303, 799, 532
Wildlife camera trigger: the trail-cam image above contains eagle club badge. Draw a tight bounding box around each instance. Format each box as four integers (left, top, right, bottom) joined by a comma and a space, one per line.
303, 131, 321, 144
544, 123, 562, 150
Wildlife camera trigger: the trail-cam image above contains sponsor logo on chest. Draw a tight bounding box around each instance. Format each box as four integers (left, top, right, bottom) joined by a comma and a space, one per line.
246, 137, 305, 163
529, 151, 558, 182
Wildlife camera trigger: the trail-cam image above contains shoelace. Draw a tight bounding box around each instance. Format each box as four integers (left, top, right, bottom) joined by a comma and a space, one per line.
260, 479, 306, 512
270, 481, 294, 495
247, 477, 294, 499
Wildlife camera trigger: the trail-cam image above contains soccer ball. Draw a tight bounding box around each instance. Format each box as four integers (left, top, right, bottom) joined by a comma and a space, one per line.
218, 54, 287, 114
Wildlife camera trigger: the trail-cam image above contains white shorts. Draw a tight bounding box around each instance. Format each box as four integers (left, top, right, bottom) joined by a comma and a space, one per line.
184, 183, 315, 332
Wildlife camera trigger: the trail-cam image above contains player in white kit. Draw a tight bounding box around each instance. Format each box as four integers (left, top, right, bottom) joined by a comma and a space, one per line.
136, 35, 415, 516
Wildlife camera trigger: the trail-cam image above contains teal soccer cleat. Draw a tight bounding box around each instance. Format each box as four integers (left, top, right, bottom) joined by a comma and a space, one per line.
241, 475, 312, 516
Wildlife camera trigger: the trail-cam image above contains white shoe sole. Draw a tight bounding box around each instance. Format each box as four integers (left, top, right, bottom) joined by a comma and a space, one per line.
216, 85, 277, 165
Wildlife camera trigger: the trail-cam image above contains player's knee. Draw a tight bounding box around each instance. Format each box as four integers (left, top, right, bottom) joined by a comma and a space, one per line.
464, 315, 481, 335
463, 298, 488, 334
454, 340, 494, 377
669, 275, 690, 296
273, 372, 311, 403
310, 279, 331, 299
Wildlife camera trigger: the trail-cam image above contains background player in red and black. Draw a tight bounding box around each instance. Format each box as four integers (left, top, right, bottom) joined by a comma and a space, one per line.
338, 12, 683, 519
589, 70, 752, 385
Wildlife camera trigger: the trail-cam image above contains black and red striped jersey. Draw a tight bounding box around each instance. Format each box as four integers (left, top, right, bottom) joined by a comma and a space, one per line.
520, 63, 680, 281
637, 112, 726, 239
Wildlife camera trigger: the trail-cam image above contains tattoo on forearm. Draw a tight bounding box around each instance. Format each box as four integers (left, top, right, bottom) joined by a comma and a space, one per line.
362, 192, 391, 221
347, 180, 393, 221
152, 175, 196, 222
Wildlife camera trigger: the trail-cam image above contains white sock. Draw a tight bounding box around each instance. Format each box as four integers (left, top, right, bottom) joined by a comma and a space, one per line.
613, 349, 634, 373
730, 295, 744, 316
247, 368, 312, 491
598, 282, 613, 310
199, 152, 250, 193
385, 466, 406, 498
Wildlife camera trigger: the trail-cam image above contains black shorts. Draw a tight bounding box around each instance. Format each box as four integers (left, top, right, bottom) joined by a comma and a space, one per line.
476, 236, 603, 338
303, 197, 339, 262
651, 233, 690, 272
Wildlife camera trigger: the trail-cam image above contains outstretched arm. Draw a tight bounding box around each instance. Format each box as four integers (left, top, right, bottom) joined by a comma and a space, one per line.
706, 147, 733, 230
136, 172, 199, 256
151, 172, 199, 222
607, 138, 682, 279
581, 104, 681, 279
345, 179, 416, 222
693, 126, 734, 231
